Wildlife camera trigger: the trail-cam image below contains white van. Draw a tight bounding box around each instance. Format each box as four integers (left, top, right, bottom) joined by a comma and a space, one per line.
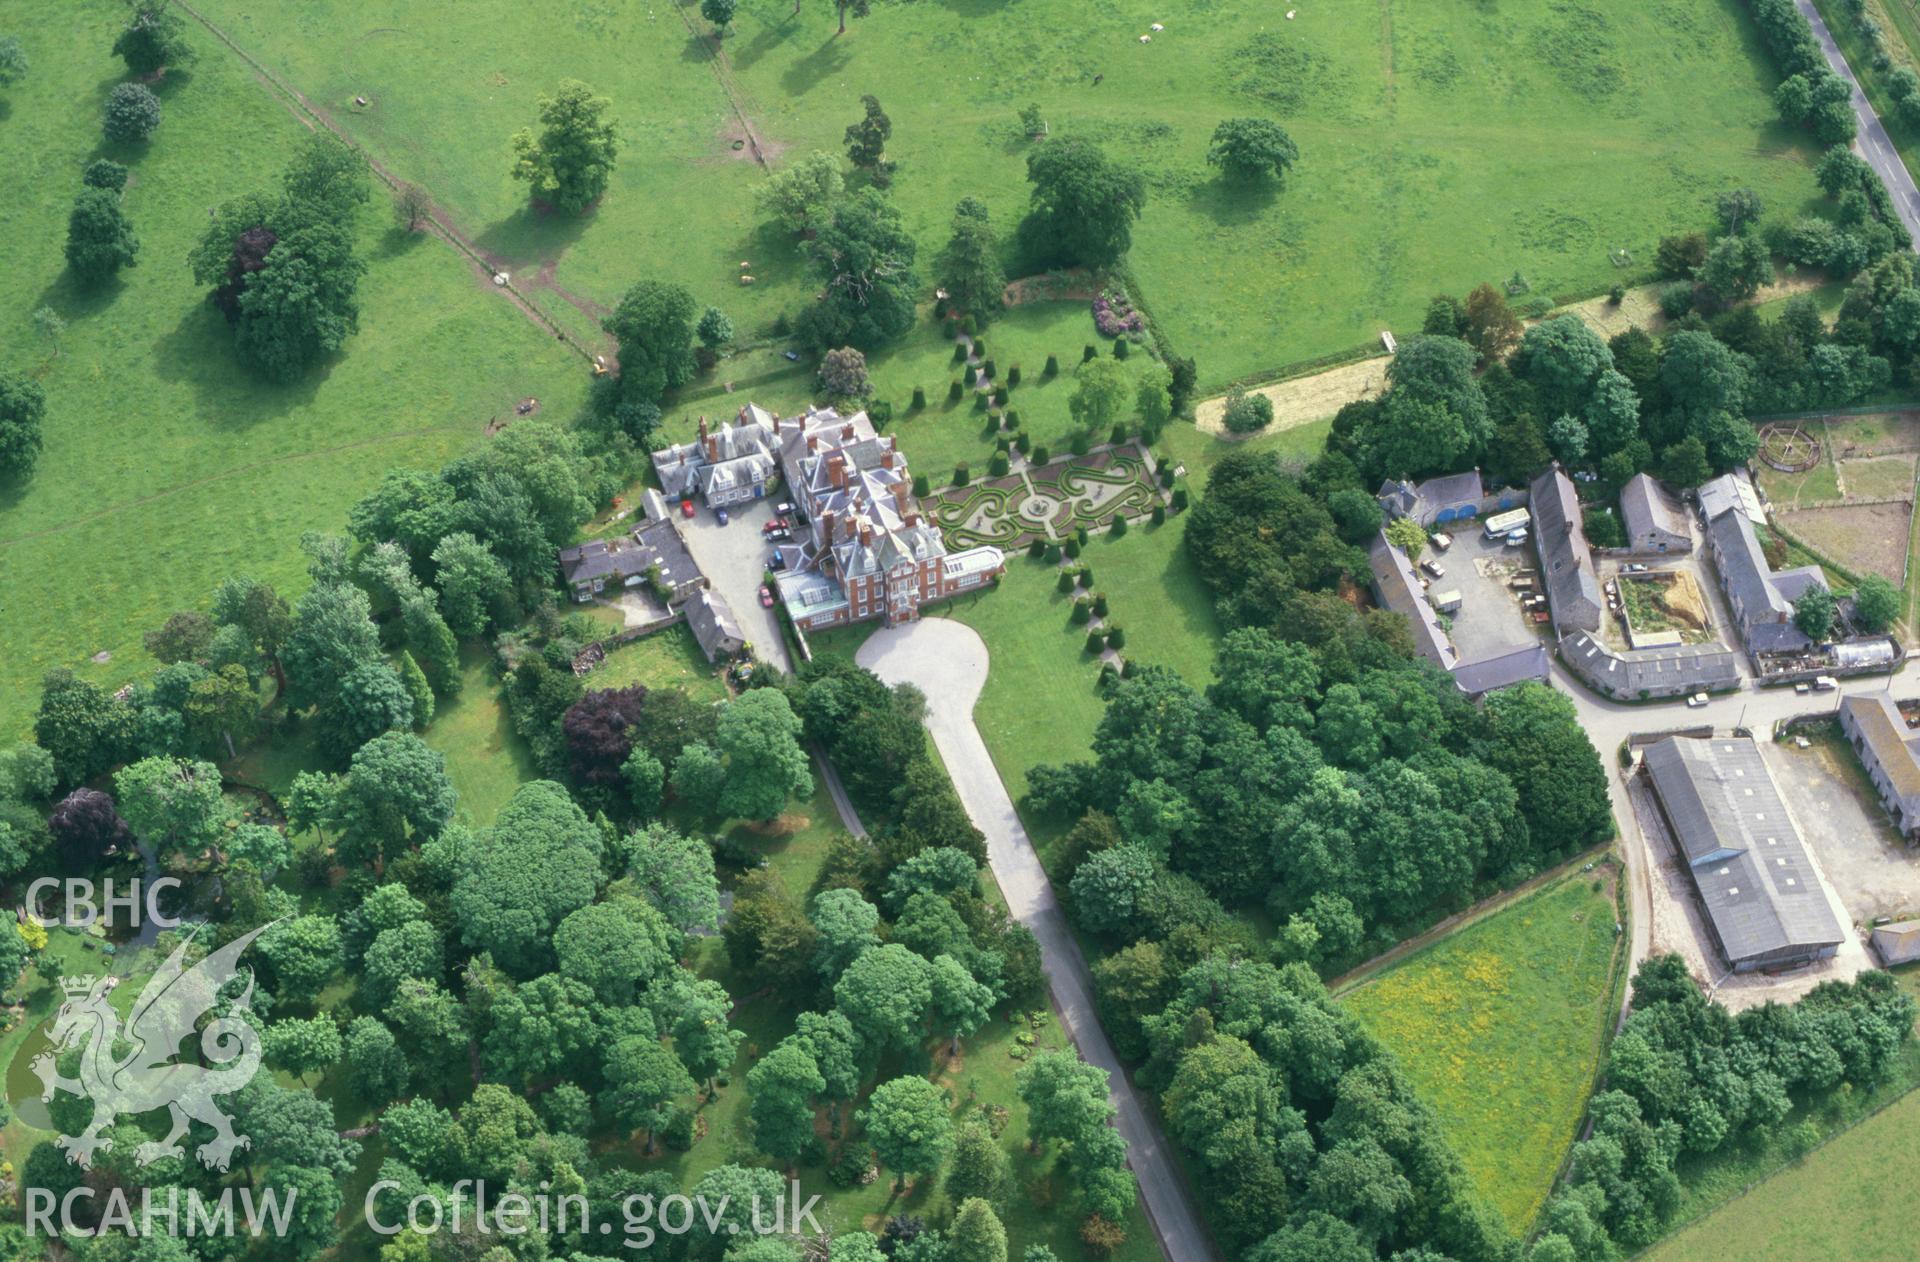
1813, 675, 1838, 692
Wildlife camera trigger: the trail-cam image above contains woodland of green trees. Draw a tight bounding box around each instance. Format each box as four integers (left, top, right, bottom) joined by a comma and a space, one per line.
2, 403, 1125, 1262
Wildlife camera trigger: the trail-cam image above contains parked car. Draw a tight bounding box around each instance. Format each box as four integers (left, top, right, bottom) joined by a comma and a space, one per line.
1795, 681, 1811, 695
1429, 532, 1453, 552
775, 501, 795, 516
761, 517, 791, 535
716, 506, 730, 525
1686, 692, 1709, 708
1813, 675, 1838, 692
758, 584, 775, 608
1505, 530, 1528, 547
680, 498, 695, 518
769, 552, 787, 571
1420, 560, 1445, 579
1624, 562, 1649, 573
768, 528, 792, 541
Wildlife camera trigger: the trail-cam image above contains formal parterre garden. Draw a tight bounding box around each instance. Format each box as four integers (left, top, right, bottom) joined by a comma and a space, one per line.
923, 445, 1166, 550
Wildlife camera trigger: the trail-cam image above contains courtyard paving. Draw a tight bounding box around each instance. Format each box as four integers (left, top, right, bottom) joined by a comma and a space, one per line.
676, 497, 789, 670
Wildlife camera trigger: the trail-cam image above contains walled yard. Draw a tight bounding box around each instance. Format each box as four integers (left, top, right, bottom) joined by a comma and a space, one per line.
1616, 571, 1715, 646
1429, 529, 1554, 664
924, 444, 1165, 551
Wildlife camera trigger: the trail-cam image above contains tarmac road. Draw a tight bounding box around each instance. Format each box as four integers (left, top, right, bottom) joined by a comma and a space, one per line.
1796, 0, 1920, 247
857, 619, 1218, 1262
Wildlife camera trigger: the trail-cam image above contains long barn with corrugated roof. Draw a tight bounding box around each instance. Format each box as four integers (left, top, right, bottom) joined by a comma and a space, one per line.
1641, 735, 1848, 973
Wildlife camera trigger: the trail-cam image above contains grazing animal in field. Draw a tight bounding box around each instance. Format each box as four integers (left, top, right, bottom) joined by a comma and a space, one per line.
1092, 73, 1104, 85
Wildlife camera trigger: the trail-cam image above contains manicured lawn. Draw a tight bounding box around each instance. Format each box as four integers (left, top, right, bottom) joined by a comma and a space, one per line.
588, 623, 733, 702
813, 512, 1223, 860
0, 0, 589, 737
1338, 874, 1625, 1234
866, 303, 1134, 480
187, 0, 1820, 397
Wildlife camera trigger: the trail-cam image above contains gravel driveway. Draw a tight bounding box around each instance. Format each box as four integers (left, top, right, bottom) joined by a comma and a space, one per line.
856, 618, 1216, 1262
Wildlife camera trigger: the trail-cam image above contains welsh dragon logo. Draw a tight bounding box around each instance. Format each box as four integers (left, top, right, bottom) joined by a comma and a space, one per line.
30, 924, 271, 1171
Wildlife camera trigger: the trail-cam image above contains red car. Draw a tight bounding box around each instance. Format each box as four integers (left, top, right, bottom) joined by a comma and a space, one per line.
680, 498, 695, 518
761, 517, 791, 535
758, 584, 775, 608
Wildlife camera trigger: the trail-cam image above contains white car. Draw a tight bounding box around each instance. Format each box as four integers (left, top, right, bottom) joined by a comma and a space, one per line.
1686, 692, 1710, 708
1420, 559, 1445, 579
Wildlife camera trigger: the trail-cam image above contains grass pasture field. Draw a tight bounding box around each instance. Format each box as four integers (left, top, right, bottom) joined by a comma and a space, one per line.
1648, 1092, 1920, 1262
1646, 972, 1920, 1262
185, 0, 1824, 398
0, 0, 591, 736
1338, 874, 1625, 1234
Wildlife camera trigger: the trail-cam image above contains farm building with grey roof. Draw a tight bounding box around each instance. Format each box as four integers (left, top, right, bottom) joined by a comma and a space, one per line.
1838, 693, 1920, 839
1619, 473, 1690, 554
1641, 735, 1847, 973
1703, 504, 1827, 659
1559, 631, 1739, 700
1529, 464, 1603, 634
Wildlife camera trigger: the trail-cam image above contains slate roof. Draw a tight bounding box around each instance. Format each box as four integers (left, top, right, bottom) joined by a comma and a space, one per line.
557, 537, 652, 588
1620, 473, 1689, 547
1375, 470, 1485, 522
1707, 506, 1788, 619
1744, 620, 1813, 654
1417, 470, 1485, 507
1840, 693, 1920, 799
1377, 479, 1420, 520
1698, 471, 1763, 525
1771, 566, 1827, 605
633, 516, 699, 591
1451, 644, 1549, 696
1529, 465, 1603, 633
1367, 531, 1456, 671
773, 405, 949, 587
650, 418, 778, 501
1643, 736, 1847, 966
1559, 631, 1741, 696
684, 588, 744, 661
